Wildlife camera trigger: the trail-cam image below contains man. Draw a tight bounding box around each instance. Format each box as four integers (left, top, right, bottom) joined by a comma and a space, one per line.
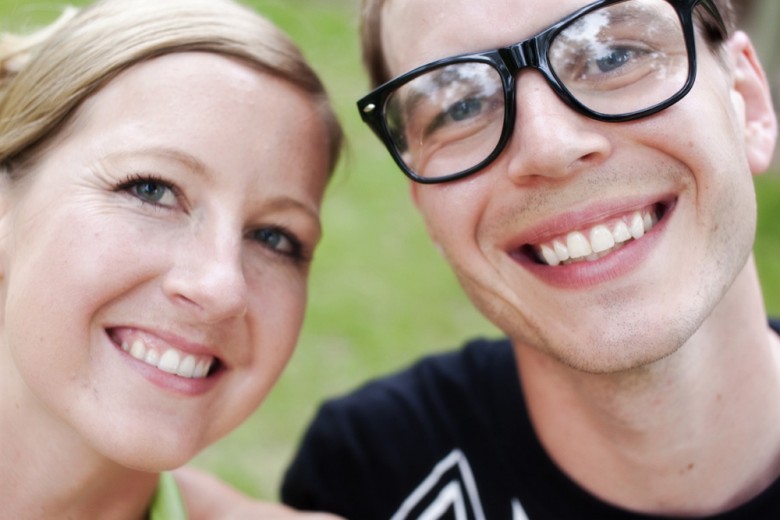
282, 0, 780, 517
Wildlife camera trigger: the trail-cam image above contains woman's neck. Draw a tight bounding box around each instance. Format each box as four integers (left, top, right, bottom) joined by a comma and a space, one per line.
0, 350, 158, 520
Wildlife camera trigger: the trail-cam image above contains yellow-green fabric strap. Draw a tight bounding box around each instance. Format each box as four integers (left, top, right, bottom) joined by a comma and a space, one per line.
149, 472, 187, 520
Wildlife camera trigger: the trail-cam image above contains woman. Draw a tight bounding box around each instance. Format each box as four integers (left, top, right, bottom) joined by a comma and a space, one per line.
0, 0, 343, 518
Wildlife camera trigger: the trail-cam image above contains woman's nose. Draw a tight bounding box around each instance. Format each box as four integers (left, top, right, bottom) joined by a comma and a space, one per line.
162, 229, 249, 323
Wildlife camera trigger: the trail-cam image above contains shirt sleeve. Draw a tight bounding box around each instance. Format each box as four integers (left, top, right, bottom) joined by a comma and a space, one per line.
281, 400, 375, 518
281, 368, 452, 519
281, 379, 436, 519
280, 340, 510, 519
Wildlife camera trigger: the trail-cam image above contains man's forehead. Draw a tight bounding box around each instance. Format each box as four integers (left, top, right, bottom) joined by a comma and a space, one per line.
380, 0, 595, 75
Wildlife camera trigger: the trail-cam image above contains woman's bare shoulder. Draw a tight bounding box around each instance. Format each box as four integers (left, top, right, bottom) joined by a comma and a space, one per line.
174, 466, 343, 520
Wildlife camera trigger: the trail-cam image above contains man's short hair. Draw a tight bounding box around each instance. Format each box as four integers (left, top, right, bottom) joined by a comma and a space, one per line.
359, 0, 737, 89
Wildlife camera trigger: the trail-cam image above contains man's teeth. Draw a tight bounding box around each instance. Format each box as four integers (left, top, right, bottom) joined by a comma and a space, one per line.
122, 339, 213, 378
536, 209, 657, 266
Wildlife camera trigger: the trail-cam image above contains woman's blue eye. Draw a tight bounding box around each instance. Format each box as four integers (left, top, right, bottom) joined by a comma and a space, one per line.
253, 227, 302, 258
131, 181, 169, 203
118, 176, 178, 207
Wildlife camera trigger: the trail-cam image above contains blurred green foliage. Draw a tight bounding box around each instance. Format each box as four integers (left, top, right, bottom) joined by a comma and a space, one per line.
0, 0, 777, 501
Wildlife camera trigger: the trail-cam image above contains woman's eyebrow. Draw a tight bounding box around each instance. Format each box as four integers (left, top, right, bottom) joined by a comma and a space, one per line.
103, 146, 208, 176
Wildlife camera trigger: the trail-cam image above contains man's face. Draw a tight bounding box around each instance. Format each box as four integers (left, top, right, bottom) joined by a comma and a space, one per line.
380, 0, 777, 372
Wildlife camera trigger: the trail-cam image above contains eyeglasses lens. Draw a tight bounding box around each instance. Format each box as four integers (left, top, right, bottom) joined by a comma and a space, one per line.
385, 62, 505, 180
381, 0, 690, 181
551, 0, 687, 115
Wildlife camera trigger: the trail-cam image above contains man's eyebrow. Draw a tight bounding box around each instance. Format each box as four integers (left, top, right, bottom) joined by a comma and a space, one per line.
395, 66, 454, 117
586, 4, 677, 31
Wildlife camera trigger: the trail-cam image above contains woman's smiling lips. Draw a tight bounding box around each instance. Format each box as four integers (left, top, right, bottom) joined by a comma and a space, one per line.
108, 327, 221, 380
508, 198, 676, 288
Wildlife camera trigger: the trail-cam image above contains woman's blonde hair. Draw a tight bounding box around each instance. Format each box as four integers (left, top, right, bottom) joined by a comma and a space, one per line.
0, 0, 343, 176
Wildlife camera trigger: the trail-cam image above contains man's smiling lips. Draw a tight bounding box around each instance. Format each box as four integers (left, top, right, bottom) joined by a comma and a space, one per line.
533, 206, 659, 266
508, 199, 674, 276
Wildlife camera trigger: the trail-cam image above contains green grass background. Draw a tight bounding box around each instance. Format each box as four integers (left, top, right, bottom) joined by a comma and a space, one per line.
1, 0, 778, 501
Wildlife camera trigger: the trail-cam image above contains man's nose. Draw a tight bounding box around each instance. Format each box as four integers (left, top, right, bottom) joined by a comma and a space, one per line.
500, 71, 613, 184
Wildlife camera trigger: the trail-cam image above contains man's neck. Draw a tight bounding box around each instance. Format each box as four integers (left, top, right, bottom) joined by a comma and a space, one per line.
515, 260, 780, 516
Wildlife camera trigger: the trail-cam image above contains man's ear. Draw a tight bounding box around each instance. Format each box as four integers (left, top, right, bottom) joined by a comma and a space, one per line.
727, 31, 777, 174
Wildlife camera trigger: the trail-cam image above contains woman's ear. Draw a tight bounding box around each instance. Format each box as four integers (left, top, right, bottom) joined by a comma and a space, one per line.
0, 171, 16, 274
726, 31, 777, 174
0, 170, 15, 220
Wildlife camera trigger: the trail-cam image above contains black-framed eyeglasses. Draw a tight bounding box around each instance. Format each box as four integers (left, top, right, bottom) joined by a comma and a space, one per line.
357, 0, 727, 184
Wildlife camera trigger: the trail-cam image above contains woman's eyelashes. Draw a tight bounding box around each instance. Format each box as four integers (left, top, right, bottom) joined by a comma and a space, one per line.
250, 227, 307, 262
116, 173, 180, 208
114, 173, 310, 262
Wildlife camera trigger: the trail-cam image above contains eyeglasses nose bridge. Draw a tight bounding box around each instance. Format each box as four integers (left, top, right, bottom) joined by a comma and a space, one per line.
506, 38, 539, 73
504, 37, 561, 98
503, 37, 565, 112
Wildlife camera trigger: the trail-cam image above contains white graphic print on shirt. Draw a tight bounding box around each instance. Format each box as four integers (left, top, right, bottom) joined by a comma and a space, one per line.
390, 449, 530, 520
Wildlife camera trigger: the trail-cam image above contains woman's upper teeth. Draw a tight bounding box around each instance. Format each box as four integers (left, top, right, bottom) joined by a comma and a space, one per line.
122, 339, 213, 378
536, 209, 657, 266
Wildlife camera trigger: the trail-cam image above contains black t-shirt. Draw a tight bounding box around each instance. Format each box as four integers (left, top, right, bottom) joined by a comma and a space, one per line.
282, 320, 780, 519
